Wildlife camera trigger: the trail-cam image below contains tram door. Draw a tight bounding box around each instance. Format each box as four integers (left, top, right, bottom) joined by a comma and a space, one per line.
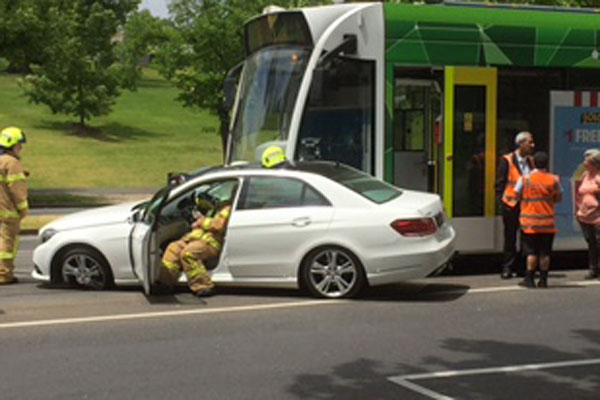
444, 67, 498, 252
392, 79, 441, 193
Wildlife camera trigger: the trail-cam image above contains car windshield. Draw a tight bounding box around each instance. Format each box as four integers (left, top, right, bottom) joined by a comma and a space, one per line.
229, 46, 311, 163
142, 186, 170, 224
296, 162, 402, 204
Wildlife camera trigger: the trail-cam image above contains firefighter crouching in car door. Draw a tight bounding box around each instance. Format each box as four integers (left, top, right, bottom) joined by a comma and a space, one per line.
0, 127, 29, 285
159, 194, 232, 297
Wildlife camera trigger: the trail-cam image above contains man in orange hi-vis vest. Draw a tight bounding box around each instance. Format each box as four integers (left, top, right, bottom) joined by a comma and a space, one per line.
515, 151, 562, 288
495, 131, 535, 279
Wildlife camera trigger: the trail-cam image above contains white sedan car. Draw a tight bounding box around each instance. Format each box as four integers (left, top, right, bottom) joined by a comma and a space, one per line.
32, 162, 456, 298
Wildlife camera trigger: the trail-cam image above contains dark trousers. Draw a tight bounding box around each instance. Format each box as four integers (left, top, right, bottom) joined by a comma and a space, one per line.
579, 221, 600, 273
502, 204, 521, 272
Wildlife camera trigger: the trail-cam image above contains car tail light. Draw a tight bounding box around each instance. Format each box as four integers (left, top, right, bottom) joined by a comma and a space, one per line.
390, 218, 437, 237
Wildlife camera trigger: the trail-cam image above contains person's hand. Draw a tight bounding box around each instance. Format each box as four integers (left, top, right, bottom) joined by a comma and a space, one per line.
192, 209, 203, 220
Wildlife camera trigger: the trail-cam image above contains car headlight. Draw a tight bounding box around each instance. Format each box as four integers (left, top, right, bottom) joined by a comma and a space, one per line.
40, 228, 58, 243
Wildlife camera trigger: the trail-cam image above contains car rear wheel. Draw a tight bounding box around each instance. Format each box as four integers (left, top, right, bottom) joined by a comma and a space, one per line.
58, 247, 113, 290
301, 246, 365, 298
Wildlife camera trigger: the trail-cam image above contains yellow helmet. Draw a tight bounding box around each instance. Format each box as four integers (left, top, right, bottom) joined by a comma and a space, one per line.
262, 146, 286, 168
0, 126, 26, 149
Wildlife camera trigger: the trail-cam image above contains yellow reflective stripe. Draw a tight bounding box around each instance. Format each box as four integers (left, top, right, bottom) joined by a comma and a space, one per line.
202, 217, 213, 230
0, 174, 27, 183
187, 229, 204, 239
16, 200, 28, 210
185, 263, 208, 280
201, 233, 221, 251
219, 208, 230, 218
163, 260, 180, 272
4, 173, 26, 183
0, 210, 19, 218
0, 251, 15, 260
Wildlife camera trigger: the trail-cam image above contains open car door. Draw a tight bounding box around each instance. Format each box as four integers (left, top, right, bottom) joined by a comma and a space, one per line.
129, 186, 171, 295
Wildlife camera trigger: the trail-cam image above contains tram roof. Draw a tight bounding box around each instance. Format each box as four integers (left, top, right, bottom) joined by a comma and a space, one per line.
384, 2, 600, 69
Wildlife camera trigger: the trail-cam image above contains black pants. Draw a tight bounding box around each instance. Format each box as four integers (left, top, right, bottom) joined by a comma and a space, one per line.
579, 221, 600, 273
502, 204, 521, 272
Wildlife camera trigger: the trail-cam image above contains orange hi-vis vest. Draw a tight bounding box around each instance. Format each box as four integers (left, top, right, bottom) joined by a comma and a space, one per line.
519, 170, 560, 234
502, 153, 522, 208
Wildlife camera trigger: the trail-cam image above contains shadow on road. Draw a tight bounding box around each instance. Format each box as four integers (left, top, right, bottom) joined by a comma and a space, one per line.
35, 280, 470, 304
286, 331, 600, 399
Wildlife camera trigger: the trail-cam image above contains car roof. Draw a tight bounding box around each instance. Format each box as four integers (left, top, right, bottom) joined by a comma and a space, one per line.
184, 160, 354, 181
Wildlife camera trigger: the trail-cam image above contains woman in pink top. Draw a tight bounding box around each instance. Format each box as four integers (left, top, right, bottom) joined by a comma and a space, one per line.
576, 149, 600, 279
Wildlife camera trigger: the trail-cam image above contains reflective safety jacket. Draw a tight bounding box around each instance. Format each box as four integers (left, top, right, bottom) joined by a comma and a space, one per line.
519, 171, 560, 234
501, 153, 523, 208
0, 152, 28, 220
184, 205, 232, 251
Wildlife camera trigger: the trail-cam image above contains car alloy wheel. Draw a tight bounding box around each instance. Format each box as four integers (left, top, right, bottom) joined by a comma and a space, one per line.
59, 247, 113, 290
303, 246, 365, 298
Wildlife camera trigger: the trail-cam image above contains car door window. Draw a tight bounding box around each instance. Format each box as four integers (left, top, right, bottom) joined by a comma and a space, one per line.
238, 176, 330, 210
159, 179, 239, 225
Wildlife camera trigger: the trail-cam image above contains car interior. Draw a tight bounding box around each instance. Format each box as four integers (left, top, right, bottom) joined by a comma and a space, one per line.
152, 179, 240, 271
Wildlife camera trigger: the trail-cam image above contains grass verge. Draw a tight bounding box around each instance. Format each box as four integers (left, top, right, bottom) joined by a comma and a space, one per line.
0, 68, 222, 188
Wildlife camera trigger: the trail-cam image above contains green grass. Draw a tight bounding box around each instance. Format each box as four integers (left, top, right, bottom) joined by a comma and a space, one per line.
0, 68, 222, 188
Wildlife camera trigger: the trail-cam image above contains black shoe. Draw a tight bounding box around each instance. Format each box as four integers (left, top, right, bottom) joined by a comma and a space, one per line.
195, 287, 215, 297
519, 273, 535, 288
501, 267, 514, 279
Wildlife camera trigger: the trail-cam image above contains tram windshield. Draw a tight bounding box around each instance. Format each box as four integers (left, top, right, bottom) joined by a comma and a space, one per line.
229, 12, 313, 163
229, 46, 311, 163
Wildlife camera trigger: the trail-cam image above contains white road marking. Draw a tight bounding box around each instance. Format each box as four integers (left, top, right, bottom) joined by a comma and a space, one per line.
388, 358, 600, 399
1, 279, 598, 330
0, 299, 347, 330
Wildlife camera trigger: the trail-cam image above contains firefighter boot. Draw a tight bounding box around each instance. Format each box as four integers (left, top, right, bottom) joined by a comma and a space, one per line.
538, 271, 548, 288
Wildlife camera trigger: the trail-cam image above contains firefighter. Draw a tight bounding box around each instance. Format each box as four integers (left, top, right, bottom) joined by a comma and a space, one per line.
160, 192, 231, 297
262, 145, 287, 168
515, 151, 562, 288
495, 131, 535, 279
0, 126, 29, 285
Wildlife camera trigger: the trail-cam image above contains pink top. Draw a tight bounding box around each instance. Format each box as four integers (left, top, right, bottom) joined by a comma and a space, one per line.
576, 171, 600, 225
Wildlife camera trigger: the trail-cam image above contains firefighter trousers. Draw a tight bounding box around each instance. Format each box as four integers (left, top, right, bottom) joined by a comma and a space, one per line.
160, 238, 219, 293
0, 218, 20, 283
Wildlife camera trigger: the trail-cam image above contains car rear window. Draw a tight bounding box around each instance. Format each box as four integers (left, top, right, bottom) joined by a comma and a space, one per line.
296, 162, 402, 204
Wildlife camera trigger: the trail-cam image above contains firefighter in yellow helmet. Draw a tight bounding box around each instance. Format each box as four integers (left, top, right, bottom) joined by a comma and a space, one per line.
0, 127, 29, 285
159, 191, 232, 297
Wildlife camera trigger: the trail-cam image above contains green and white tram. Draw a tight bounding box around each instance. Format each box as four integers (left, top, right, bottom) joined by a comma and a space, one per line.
225, 1, 600, 253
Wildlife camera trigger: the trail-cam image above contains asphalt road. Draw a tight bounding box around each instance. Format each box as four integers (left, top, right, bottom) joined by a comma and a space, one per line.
2, 236, 600, 399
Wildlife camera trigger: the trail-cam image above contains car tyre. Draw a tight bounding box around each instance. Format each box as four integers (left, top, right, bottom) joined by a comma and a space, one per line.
301, 246, 365, 299
57, 246, 114, 290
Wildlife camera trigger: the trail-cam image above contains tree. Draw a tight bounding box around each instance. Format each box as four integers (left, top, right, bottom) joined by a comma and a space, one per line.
19, 0, 140, 130
154, 0, 330, 152
0, 0, 53, 73
116, 10, 170, 90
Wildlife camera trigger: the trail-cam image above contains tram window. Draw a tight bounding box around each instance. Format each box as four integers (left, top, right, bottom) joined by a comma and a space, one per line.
297, 57, 375, 173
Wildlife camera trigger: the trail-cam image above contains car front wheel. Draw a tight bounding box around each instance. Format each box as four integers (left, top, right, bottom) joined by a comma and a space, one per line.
301, 246, 365, 298
58, 247, 113, 290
